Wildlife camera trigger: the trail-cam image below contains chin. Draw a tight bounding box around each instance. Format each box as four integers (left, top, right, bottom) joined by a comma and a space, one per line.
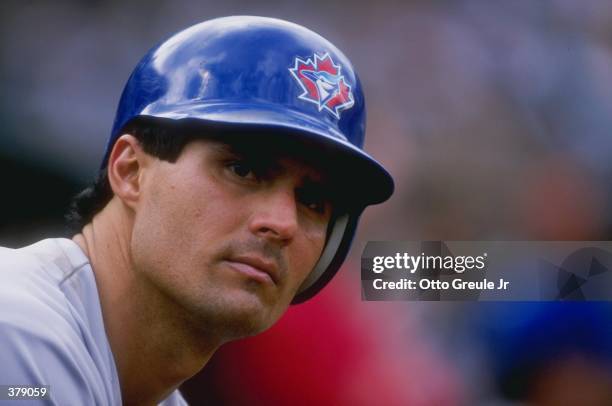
187, 289, 287, 340
225, 293, 288, 337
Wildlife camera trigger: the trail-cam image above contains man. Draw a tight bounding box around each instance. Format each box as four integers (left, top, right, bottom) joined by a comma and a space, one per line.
0, 16, 393, 405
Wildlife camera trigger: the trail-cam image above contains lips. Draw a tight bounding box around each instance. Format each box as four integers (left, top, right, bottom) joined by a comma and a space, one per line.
226, 255, 280, 285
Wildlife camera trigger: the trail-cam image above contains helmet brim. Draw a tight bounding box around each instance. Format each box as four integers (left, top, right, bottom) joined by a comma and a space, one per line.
136, 101, 394, 207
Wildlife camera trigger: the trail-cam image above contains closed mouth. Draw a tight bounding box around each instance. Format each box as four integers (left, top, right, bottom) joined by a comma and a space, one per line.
226, 255, 280, 285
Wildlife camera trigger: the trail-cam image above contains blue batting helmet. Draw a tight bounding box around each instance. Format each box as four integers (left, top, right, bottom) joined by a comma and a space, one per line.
105, 16, 394, 303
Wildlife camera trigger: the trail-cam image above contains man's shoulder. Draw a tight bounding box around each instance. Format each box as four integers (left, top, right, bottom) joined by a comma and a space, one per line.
0, 239, 121, 404
0, 238, 85, 331
0, 239, 92, 366
0, 311, 119, 405
0, 238, 86, 281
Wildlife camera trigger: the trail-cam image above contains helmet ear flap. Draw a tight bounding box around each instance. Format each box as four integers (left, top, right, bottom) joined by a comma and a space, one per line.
301, 213, 350, 290
292, 211, 360, 304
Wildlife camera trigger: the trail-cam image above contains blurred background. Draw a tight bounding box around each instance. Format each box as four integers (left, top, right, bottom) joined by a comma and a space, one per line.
2, 0, 612, 405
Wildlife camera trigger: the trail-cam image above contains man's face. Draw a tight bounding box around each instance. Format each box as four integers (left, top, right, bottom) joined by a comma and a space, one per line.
129, 136, 333, 340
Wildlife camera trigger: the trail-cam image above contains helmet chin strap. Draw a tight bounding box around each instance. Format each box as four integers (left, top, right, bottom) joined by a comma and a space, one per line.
296, 213, 350, 294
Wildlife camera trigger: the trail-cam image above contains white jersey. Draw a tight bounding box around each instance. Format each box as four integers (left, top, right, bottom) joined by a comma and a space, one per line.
0, 238, 188, 406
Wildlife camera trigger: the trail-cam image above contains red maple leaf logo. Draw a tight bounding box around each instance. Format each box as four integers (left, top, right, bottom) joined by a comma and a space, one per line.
289, 53, 354, 119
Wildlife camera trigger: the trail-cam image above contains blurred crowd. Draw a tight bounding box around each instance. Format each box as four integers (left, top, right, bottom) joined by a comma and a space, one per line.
2, 1, 612, 405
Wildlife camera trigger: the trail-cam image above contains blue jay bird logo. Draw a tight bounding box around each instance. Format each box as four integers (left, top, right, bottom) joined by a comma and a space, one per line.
289, 53, 354, 119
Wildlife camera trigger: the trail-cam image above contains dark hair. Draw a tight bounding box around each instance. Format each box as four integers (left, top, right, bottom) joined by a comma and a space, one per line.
65, 119, 196, 232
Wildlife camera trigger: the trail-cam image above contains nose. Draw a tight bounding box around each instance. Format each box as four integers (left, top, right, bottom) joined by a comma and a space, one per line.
248, 187, 299, 246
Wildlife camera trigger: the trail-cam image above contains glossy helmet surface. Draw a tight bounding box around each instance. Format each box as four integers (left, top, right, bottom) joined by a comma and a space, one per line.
104, 16, 394, 303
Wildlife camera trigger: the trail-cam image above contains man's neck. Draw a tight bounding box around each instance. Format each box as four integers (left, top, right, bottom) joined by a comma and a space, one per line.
73, 198, 220, 405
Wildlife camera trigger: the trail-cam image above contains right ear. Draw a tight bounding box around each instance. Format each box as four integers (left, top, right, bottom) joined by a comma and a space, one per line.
107, 134, 149, 209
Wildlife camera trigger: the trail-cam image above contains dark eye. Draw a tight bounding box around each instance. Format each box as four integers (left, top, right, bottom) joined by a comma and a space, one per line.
227, 161, 256, 180
297, 187, 330, 215
306, 200, 326, 213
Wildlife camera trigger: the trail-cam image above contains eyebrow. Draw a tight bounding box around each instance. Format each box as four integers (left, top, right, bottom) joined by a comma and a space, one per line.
209, 137, 335, 186
207, 140, 241, 156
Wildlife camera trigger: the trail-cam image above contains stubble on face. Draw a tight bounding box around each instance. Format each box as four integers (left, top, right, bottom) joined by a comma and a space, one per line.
190, 237, 294, 340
